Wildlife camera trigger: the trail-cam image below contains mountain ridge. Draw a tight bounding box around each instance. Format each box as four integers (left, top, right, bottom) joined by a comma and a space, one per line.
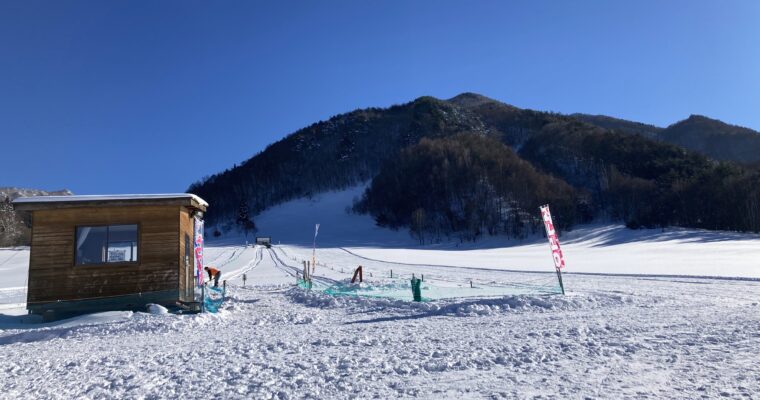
189, 93, 760, 238
0, 187, 73, 200
659, 114, 760, 163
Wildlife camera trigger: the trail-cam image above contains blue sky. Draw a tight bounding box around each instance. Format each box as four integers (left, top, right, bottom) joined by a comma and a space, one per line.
1, 1, 758, 194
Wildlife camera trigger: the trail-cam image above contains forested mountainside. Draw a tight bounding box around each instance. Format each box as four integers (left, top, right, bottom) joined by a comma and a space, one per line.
0, 188, 72, 246
659, 115, 760, 163
571, 114, 662, 139
573, 113, 760, 163
189, 93, 760, 241
189, 96, 492, 225
355, 134, 583, 243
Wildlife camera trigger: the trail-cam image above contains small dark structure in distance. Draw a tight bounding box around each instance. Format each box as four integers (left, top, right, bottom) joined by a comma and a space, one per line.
255, 236, 272, 248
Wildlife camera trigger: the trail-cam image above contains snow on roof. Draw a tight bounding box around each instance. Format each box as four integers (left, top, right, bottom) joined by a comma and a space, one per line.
13, 193, 209, 207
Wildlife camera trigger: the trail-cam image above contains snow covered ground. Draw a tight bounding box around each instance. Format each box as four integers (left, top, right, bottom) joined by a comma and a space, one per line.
0, 247, 29, 311
1, 186, 760, 398
1, 245, 759, 399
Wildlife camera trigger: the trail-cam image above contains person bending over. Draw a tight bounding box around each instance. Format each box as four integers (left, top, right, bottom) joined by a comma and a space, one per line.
205, 266, 221, 287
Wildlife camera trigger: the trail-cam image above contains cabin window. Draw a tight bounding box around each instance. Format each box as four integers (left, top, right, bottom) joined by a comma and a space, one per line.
75, 224, 138, 265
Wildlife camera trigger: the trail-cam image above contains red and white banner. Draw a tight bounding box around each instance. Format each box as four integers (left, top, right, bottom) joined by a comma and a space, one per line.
194, 216, 205, 286
540, 205, 566, 270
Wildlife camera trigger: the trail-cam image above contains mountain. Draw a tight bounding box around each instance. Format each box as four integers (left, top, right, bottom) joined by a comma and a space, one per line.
448, 92, 562, 149
0, 188, 73, 246
189, 93, 760, 238
573, 113, 760, 164
571, 114, 662, 139
0, 188, 73, 200
189, 96, 492, 225
658, 115, 760, 163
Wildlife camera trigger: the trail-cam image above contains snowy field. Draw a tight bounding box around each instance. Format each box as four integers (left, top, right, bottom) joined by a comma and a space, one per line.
1, 186, 760, 399
251, 186, 760, 279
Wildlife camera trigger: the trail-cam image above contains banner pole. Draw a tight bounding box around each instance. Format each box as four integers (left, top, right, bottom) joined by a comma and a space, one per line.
540, 205, 567, 295
312, 224, 319, 274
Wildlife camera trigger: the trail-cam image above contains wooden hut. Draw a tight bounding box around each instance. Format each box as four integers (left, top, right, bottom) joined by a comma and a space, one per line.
13, 194, 208, 319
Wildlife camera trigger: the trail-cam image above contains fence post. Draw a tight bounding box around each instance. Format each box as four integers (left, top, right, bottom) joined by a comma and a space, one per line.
411, 277, 422, 302
351, 266, 363, 284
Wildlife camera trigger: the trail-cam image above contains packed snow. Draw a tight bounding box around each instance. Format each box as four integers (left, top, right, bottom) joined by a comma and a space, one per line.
1, 186, 760, 399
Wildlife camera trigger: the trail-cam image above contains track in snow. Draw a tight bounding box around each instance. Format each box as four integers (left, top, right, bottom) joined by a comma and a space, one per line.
268, 247, 340, 287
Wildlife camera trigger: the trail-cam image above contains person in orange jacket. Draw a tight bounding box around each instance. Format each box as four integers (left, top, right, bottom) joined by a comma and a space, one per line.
205, 266, 221, 287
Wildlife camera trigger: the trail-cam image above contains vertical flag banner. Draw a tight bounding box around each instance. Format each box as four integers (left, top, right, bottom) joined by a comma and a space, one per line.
194, 216, 205, 286
540, 205, 566, 271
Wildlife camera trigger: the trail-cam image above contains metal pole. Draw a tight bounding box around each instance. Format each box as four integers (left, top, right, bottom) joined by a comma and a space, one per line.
201, 283, 205, 313
312, 228, 317, 274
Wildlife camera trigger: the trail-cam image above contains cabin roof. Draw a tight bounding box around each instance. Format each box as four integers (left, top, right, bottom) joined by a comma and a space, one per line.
12, 193, 208, 212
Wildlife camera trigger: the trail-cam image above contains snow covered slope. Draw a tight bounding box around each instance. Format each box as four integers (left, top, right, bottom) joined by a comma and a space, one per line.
344, 225, 760, 278
0, 248, 30, 308
251, 185, 412, 247
0, 248, 29, 288
233, 185, 760, 278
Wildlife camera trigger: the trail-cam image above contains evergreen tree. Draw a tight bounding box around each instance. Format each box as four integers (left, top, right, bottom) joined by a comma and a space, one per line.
236, 202, 257, 242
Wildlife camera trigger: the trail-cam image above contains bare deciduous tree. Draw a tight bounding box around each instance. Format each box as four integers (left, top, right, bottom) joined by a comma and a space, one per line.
0, 198, 21, 246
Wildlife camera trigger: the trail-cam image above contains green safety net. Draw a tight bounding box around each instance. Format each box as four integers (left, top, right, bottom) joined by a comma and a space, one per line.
300, 274, 562, 302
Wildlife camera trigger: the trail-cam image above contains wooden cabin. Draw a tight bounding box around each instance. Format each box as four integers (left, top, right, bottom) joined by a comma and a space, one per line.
13, 194, 208, 319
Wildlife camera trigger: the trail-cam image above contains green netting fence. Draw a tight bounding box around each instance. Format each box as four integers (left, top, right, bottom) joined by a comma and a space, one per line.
297, 273, 561, 302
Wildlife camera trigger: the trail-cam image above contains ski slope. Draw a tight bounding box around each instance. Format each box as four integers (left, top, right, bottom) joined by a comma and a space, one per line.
1, 186, 759, 398
252, 186, 760, 279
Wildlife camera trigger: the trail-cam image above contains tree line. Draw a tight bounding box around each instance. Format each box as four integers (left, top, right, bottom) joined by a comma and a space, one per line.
355, 134, 584, 243
518, 121, 760, 232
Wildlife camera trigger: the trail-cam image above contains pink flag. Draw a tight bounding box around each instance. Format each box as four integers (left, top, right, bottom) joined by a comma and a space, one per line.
540, 205, 566, 270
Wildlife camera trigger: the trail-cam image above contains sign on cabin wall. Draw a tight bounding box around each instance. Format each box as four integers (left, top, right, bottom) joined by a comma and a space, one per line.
194, 216, 205, 286
108, 249, 126, 262
540, 205, 566, 271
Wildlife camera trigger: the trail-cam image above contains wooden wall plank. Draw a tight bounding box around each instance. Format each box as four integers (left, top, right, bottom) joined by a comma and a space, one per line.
27, 205, 186, 303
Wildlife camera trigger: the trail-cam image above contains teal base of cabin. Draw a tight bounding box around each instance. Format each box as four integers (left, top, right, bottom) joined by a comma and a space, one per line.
28, 290, 182, 321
